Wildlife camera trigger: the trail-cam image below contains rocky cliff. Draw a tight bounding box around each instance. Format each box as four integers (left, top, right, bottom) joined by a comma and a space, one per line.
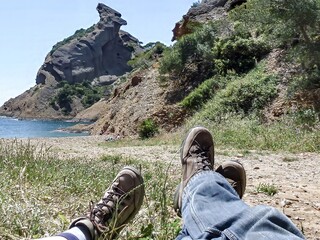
172, 0, 246, 40
36, 3, 142, 85
75, 0, 245, 137
0, 3, 142, 119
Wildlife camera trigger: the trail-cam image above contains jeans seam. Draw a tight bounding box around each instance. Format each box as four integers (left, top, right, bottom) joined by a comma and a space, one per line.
223, 229, 238, 240
184, 171, 216, 235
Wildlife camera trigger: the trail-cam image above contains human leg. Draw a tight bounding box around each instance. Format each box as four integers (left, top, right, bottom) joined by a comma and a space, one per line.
175, 126, 304, 239
36, 166, 144, 240
176, 171, 304, 239
173, 160, 247, 217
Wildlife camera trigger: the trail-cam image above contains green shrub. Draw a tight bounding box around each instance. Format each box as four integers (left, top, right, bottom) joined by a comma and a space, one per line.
160, 21, 269, 86
138, 119, 159, 139
289, 68, 320, 93
196, 64, 278, 121
257, 183, 278, 196
81, 93, 101, 108
191, 0, 201, 8
180, 75, 232, 110
128, 42, 167, 69
160, 23, 217, 75
50, 81, 104, 113
56, 86, 73, 109
230, 0, 320, 68
212, 36, 270, 74
292, 108, 319, 127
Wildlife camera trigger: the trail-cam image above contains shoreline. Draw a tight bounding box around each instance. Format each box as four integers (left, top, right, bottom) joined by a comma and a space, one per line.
0, 117, 93, 138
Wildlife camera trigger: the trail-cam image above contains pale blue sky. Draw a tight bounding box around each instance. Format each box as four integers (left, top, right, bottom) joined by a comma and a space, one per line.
0, 0, 195, 106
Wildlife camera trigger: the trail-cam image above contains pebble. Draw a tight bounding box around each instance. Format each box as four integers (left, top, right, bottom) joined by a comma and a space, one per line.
281, 199, 293, 207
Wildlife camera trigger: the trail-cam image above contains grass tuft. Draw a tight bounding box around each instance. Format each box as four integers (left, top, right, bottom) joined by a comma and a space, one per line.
0, 139, 181, 239
257, 183, 278, 196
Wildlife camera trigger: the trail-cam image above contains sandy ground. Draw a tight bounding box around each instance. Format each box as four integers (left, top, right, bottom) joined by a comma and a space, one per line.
17, 136, 320, 239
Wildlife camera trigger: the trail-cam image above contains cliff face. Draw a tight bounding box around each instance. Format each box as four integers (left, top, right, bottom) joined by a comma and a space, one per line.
78, 1, 248, 137
36, 3, 141, 85
172, 0, 246, 40
0, 3, 142, 119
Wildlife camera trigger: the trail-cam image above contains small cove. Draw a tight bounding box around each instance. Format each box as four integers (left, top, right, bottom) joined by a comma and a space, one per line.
0, 116, 89, 138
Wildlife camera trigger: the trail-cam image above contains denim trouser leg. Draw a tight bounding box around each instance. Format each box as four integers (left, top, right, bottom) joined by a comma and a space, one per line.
176, 171, 305, 240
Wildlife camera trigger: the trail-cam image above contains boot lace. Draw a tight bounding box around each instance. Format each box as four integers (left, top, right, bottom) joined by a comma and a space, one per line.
89, 184, 126, 232
190, 144, 213, 171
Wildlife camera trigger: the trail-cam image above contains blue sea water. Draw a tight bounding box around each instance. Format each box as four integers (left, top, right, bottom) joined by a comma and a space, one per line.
0, 116, 89, 138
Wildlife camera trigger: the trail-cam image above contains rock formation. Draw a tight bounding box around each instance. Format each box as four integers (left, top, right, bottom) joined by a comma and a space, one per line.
172, 0, 246, 41
36, 3, 142, 85
0, 3, 142, 119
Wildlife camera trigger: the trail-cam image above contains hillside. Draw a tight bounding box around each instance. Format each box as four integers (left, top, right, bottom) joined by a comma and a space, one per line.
0, 0, 319, 142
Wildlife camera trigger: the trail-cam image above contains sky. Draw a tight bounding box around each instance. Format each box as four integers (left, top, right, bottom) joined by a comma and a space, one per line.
0, 0, 196, 106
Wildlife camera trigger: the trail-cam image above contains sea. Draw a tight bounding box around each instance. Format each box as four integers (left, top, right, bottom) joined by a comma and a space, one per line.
0, 116, 89, 138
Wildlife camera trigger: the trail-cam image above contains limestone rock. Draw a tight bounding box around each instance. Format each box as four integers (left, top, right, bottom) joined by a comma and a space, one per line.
172, 0, 246, 40
36, 3, 142, 85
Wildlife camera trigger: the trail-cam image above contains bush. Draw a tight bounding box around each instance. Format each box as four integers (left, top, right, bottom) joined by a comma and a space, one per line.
128, 42, 167, 69
191, 1, 201, 8
191, 63, 278, 122
180, 75, 232, 110
289, 68, 320, 93
160, 23, 217, 75
160, 21, 269, 86
212, 36, 270, 74
138, 119, 159, 139
230, 0, 320, 68
292, 108, 319, 128
50, 81, 104, 113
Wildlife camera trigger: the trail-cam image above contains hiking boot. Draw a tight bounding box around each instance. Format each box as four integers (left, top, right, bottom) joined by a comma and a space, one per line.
175, 126, 214, 217
69, 166, 145, 240
173, 160, 246, 217
215, 160, 246, 199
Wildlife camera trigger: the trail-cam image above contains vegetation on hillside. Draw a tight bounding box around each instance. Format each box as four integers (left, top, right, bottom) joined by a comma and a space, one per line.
159, 21, 269, 84
230, 0, 320, 87
128, 42, 167, 69
157, 0, 320, 150
49, 81, 104, 115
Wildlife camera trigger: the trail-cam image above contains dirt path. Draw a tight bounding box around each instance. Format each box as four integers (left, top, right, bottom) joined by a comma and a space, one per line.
25, 136, 319, 239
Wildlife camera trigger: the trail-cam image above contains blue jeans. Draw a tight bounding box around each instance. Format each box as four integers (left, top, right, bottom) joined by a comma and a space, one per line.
176, 171, 305, 240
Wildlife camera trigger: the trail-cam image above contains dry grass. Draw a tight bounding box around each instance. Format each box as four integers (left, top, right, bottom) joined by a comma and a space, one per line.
0, 139, 181, 239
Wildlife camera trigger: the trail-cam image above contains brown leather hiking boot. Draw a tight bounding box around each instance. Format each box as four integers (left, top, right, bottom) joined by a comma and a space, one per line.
215, 160, 246, 199
173, 160, 246, 217
175, 126, 214, 217
69, 166, 145, 240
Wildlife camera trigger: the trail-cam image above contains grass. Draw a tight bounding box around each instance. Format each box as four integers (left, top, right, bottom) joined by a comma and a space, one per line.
0, 113, 319, 239
0, 139, 181, 239
256, 183, 278, 196
186, 115, 320, 153
99, 131, 181, 148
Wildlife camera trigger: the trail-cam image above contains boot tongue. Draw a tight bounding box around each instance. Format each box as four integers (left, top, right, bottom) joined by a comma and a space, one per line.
189, 145, 202, 154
